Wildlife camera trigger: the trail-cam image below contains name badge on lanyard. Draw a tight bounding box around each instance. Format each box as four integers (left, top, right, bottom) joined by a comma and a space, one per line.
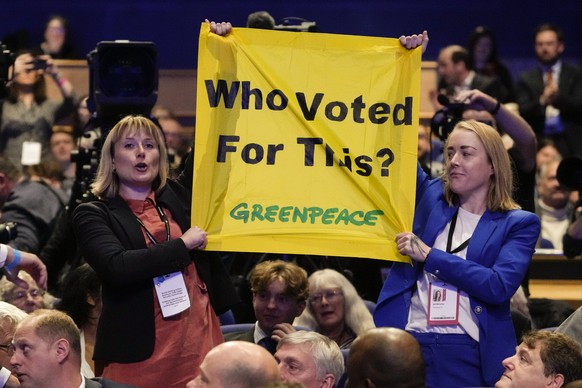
137, 202, 191, 318
428, 281, 459, 325
427, 209, 469, 326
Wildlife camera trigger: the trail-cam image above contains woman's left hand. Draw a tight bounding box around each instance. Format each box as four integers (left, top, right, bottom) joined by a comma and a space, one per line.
396, 232, 431, 262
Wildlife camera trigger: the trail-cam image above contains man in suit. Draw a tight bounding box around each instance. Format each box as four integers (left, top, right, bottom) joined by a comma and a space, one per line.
436, 45, 509, 104
9, 309, 134, 388
515, 23, 582, 157
224, 259, 309, 354
275, 331, 344, 388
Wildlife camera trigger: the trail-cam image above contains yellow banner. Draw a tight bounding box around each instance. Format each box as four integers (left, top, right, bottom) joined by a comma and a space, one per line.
193, 23, 420, 262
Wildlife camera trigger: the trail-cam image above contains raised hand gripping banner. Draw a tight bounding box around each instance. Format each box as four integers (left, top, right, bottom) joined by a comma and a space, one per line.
193, 23, 421, 262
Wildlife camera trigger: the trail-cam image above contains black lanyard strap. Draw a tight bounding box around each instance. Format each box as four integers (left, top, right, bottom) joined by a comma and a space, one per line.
135, 199, 171, 245
446, 209, 471, 254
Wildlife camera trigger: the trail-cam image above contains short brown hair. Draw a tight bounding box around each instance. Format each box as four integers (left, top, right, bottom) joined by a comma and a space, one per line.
250, 260, 309, 302
522, 331, 582, 384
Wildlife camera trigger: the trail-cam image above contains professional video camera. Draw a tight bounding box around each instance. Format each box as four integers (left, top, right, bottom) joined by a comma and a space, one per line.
0, 42, 14, 99
557, 156, 582, 192
430, 94, 468, 142
0, 222, 17, 244
68, 40, 159, 212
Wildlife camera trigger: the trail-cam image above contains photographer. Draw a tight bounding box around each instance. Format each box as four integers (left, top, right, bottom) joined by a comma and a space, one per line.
0, 50, 76, 169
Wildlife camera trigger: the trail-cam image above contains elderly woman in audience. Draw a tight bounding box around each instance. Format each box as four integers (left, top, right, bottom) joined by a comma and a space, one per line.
0, 271, 55, 313
294, 269, 375, 349
55, 263, 102, 378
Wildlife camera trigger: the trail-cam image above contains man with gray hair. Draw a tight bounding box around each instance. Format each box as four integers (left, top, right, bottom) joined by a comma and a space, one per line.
0, 302, 26, 387
275, 331, 344, 388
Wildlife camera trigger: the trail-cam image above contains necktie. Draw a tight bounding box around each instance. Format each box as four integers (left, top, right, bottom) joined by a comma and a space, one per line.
258, 336, 278, 354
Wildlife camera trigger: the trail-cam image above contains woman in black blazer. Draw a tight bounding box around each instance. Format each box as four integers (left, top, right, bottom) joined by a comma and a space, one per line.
73, 115, 238, 387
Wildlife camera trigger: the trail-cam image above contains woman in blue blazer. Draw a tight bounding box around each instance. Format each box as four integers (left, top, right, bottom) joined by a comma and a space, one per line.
374, 117, 540, 387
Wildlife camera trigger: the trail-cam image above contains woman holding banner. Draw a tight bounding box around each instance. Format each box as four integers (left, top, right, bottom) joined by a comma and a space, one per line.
373, 118, 540, 387
72, 115, 238, 387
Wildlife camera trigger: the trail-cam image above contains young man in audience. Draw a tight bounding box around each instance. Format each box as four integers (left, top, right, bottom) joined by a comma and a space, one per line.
495, 330, 582, 388
187, 341, 280, 388
275, 331, 344, 388
224, 259, 309, 354
10, 309, 135, 388
345, 327, 426, 388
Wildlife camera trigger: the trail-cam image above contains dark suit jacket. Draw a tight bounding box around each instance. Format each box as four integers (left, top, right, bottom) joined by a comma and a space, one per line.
439, 73, 510, 103
73, 170, 239, 363
516, 62, 582, 157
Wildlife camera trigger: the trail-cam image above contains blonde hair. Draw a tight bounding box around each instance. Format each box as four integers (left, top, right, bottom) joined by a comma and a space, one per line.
294, 269, 375, 335
442, 120, 520, 212
91, 115, 169, 199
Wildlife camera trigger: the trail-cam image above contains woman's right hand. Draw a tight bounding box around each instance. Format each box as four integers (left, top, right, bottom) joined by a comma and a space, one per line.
180, 226, 208, 250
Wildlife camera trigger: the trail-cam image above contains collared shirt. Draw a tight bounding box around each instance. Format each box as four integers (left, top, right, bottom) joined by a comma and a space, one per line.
253, 321, 270, 344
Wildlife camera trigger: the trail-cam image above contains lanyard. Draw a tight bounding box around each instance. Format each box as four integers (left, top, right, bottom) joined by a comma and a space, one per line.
135, 200, 170, 245
446, 209, 471, 254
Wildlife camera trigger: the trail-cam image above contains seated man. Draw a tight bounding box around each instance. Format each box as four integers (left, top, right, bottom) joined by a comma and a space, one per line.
0, 302, 27, 387
224, 259, 309, 354
346, 327, 425, 388
187, 341, 280, 388
275, 331, 344, 388
10, 309, 135, 388
495, 330, 582, 388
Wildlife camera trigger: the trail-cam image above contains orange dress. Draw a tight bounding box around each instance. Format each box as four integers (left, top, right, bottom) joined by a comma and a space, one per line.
100, 196, 223, 387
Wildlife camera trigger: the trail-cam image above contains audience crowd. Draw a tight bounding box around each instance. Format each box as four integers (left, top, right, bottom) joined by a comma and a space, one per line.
0, 13, 580, 388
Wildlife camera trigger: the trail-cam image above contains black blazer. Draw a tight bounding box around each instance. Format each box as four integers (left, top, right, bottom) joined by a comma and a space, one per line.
73, 177, 239, 363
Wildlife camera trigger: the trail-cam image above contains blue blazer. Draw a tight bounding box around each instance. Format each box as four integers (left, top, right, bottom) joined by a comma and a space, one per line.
374, 165, 540, 386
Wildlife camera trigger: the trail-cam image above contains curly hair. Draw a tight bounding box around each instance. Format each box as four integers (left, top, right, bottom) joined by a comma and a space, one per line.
249, 259, 309, 302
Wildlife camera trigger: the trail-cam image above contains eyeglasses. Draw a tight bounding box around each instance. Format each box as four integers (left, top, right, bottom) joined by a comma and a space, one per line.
0, 343, 15, 357
309, 290, 344, 305
5, 289, 45, 302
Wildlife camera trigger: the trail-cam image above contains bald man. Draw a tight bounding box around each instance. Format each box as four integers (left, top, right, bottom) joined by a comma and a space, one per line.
346, 328, 425, 388
187, 341, 280, 388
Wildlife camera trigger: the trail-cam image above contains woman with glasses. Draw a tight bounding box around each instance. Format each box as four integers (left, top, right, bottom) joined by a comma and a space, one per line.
294, 269, 375, 349
0, 271, 51, 313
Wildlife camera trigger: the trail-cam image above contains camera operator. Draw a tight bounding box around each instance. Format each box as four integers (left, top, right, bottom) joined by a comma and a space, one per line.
0, 50, 76, 169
